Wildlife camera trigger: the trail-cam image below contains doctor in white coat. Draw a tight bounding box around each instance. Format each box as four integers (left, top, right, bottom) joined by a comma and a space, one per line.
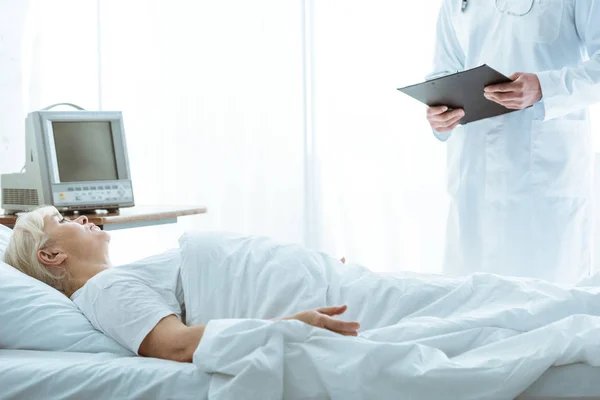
427, 0, 600, 283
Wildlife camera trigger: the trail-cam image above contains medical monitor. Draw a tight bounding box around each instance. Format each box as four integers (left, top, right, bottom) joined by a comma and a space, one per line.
1, 110, 135, 213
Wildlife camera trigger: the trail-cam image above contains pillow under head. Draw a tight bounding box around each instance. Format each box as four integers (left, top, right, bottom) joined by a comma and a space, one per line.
0, 224, 131, 354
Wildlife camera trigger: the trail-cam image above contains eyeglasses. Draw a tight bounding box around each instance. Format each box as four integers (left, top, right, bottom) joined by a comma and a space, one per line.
494, 0, 535, 17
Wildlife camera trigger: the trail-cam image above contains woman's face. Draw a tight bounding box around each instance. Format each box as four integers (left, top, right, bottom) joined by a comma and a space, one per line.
42, 213, 111, 262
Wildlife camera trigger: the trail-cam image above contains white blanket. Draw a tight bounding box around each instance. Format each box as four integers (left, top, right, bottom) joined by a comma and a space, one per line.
179, 232, 600, 400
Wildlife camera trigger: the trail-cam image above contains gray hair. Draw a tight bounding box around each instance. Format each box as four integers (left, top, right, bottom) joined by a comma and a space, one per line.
3, 206, 68, 293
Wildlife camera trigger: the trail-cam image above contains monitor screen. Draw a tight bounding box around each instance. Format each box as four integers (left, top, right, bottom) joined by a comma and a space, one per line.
52, 121, 119, 182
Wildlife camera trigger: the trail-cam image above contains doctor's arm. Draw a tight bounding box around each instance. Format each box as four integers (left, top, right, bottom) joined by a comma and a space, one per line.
426, 0, 466, 141
486, 0, 600, 120
537, 0, 600, 120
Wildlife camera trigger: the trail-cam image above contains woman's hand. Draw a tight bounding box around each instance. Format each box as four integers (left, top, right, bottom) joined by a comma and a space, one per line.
286, 305, 360, 336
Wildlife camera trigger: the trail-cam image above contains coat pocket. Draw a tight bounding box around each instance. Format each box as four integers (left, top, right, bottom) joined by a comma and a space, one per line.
530, 119, 591, 198
505, 0, 564, 44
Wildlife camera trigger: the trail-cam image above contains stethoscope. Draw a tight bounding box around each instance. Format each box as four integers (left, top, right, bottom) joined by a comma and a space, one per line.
462, 0, 535, 16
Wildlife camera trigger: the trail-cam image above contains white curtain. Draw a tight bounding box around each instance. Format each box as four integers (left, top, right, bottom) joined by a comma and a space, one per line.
308, 0, 447, 272
96, 0, 308, 263
8, 0, 308, 264
0, 1, 29, 176
3, 0, 600, 271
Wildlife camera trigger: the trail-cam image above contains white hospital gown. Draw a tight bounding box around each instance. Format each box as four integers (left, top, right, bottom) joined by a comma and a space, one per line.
71, 249, 184, 354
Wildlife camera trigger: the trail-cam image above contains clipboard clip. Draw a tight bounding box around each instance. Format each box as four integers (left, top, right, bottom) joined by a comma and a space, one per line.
461, 0, 468, 12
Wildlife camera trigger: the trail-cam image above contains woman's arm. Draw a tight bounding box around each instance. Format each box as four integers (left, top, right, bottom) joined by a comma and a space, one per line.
138, 315, 205, 362
139, 305, 360, 363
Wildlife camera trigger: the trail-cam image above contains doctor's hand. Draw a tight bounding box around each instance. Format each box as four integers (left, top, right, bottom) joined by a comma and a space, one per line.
286, 305, 360, 336
484, 72, 542, 110
426, 106, 465, 133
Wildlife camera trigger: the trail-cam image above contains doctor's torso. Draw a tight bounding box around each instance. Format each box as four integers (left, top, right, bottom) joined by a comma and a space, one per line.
443, 0, 592, 200
453, 0, 583, 74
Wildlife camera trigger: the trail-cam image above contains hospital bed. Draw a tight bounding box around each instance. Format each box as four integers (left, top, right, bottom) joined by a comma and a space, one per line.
520, 364, 600, 399
0, 349, 209, 399
3, 224, 600, 399
0, 348, 597, 399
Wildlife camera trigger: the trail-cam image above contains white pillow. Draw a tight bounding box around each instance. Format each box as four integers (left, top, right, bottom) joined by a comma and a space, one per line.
0, 224, 131, 354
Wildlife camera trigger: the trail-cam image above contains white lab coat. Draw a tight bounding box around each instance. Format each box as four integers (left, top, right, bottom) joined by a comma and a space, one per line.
430, 0, 600, 284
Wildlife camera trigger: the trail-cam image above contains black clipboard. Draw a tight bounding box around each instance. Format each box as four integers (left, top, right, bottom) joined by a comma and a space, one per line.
397, 64, 517, 125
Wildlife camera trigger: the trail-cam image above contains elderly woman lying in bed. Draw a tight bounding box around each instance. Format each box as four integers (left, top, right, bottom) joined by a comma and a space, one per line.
3, 206, 359, 363
8, 207, 600, 399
